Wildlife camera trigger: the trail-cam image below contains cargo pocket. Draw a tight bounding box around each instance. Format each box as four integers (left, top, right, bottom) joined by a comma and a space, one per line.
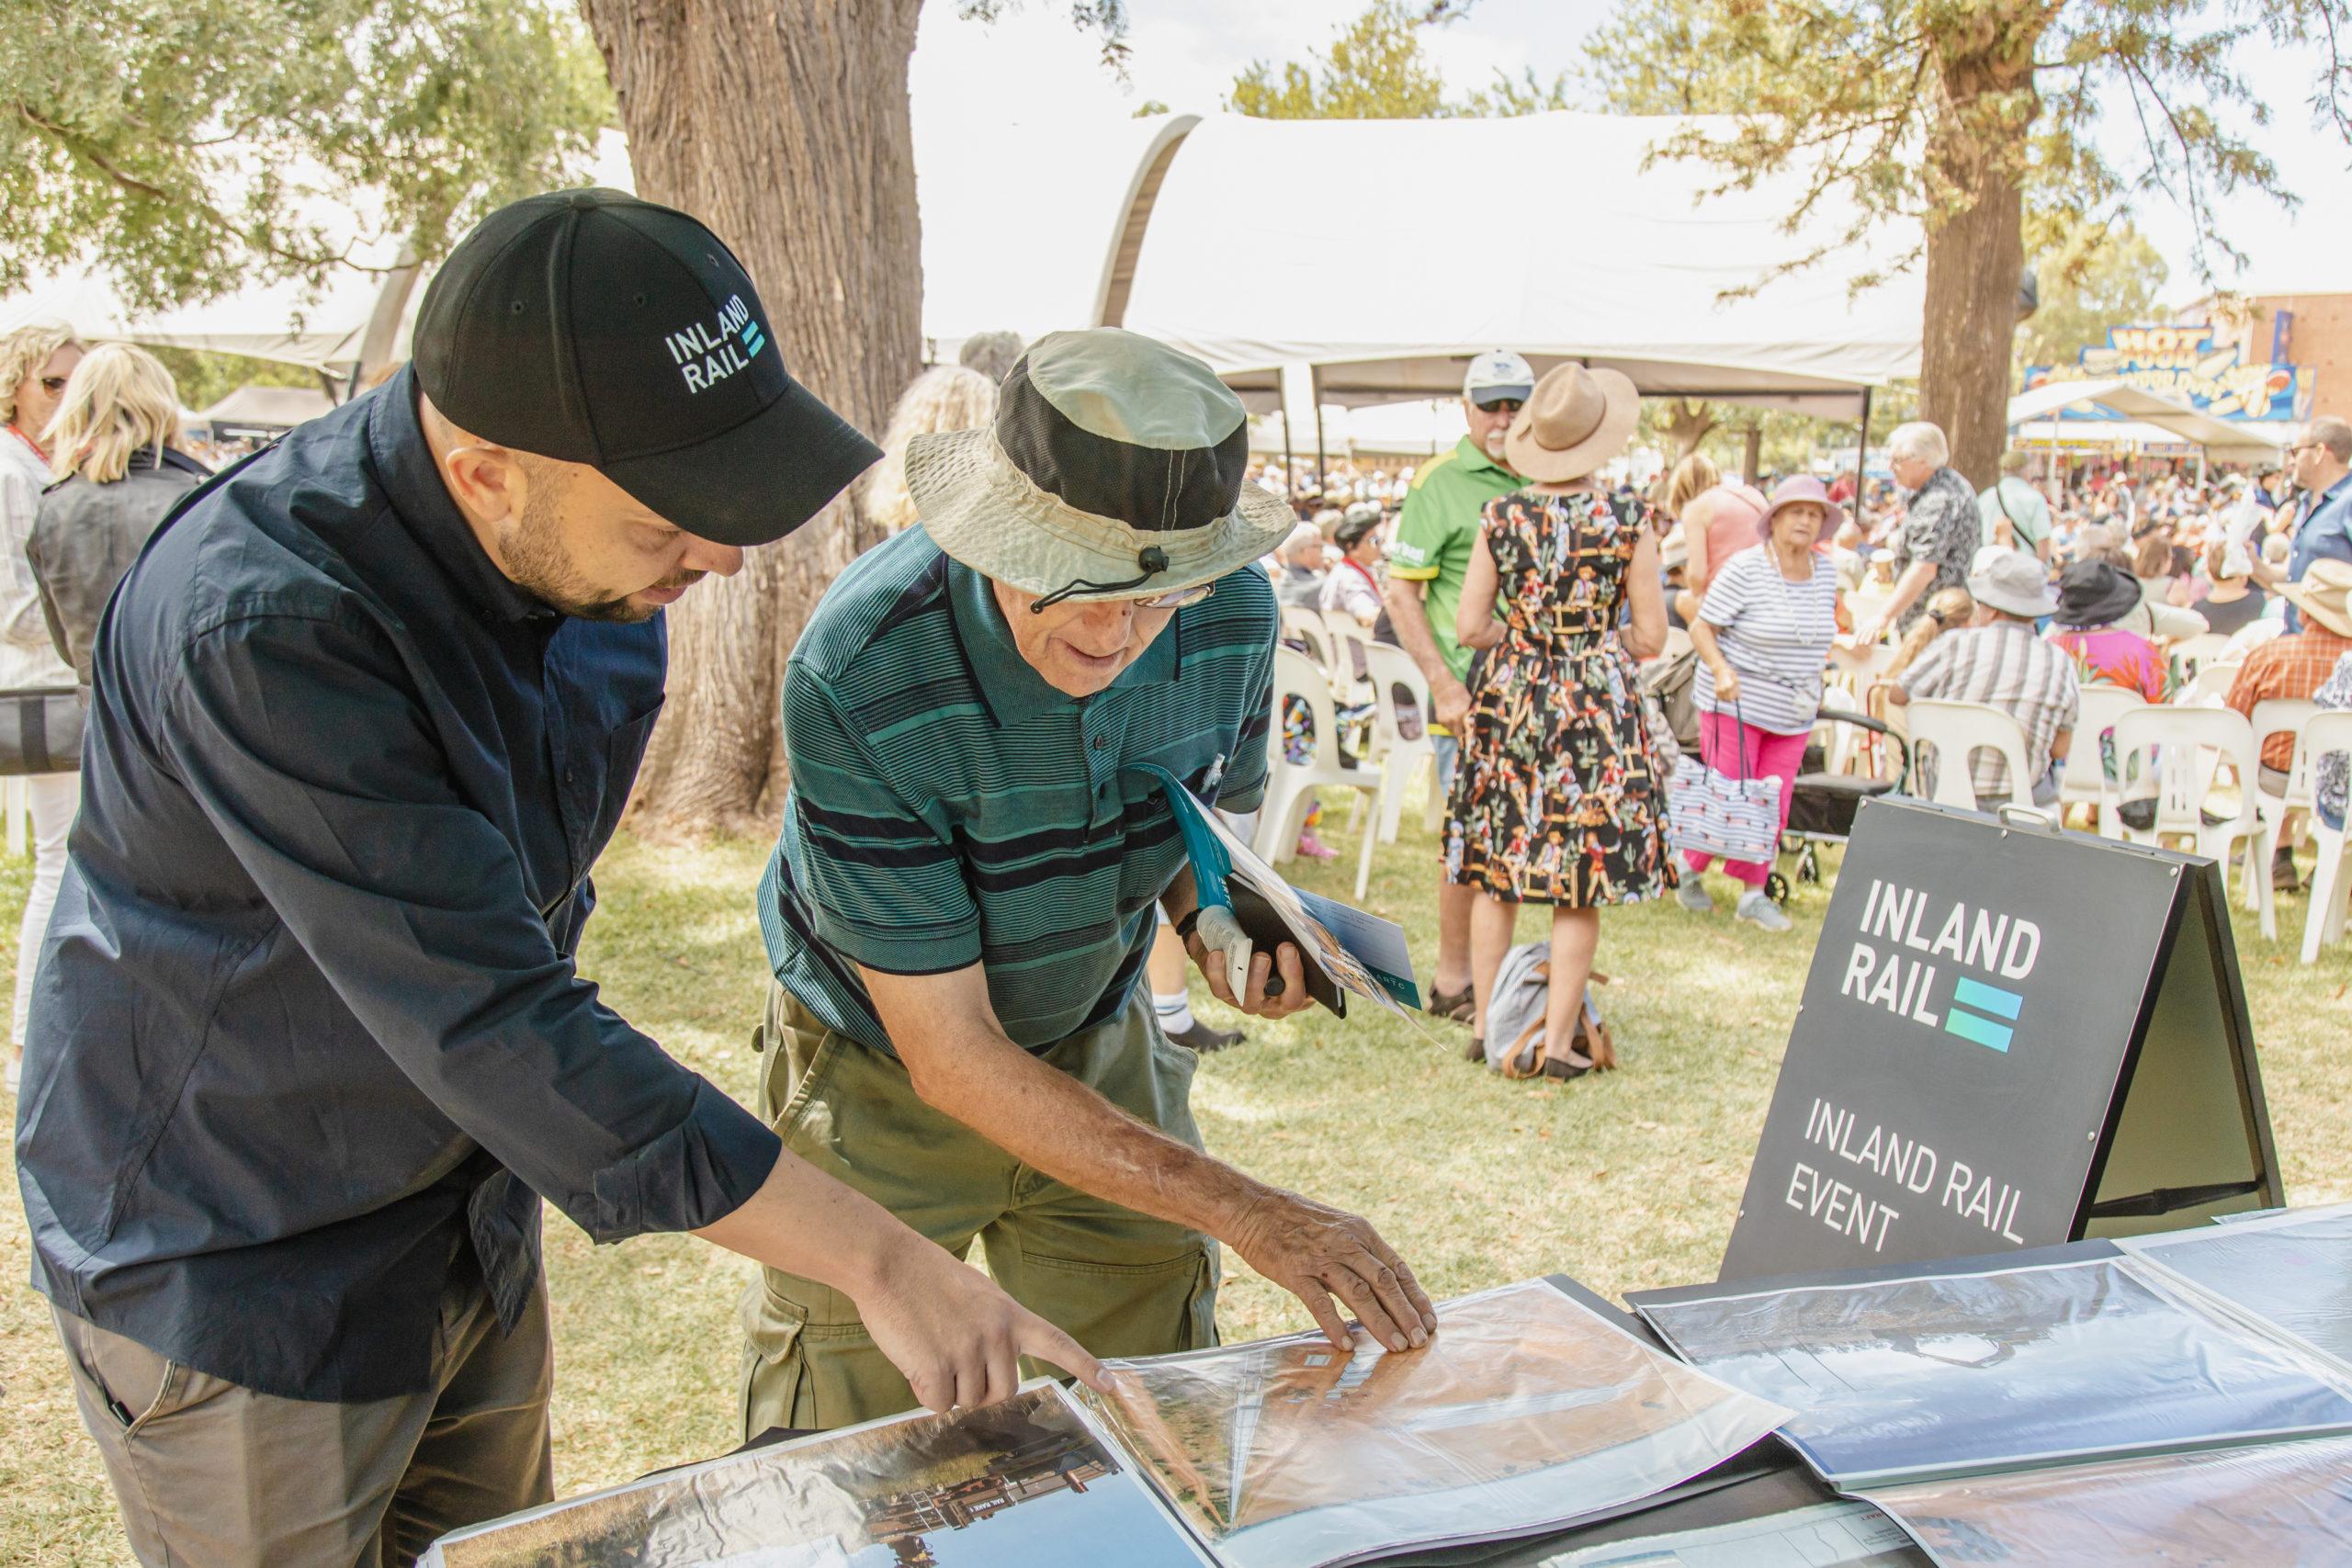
738, 1275, 811, 1439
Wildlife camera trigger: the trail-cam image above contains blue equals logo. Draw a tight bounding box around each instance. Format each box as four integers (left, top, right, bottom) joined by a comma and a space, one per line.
1945, 976, 2021, 1053
742, 321, 767, 360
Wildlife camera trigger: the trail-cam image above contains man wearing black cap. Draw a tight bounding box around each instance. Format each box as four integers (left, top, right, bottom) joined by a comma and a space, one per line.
14, 190, 1102, 1568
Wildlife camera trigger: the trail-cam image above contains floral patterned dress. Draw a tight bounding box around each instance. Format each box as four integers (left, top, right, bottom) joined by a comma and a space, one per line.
1443, 489, 1677, 907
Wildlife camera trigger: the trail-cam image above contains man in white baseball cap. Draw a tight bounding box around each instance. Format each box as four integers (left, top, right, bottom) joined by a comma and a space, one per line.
1382, 349, 1532, 1022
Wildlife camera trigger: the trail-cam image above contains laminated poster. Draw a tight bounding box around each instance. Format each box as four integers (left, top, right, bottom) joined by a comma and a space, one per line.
2122, 1202, 2352, 1371
1861, 1435, 2352, 1567
1543, 1500, 1928, 1568
418, 1382, 1215, 1568
1638, 1257, 2352, 1487
1080, 1280, 1792, 1568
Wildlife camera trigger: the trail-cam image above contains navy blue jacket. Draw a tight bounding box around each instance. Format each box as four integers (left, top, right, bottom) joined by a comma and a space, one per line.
14, 368, 780, 1401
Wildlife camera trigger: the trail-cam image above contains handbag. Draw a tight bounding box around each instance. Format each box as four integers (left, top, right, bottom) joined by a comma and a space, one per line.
0, 687, 84, 774
1666, 705, 1782, 863
1639, 646, 1703, 753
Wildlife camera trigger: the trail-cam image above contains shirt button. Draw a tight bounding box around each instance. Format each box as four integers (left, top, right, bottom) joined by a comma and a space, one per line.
564, 766, 576, 784
1091, 736, 1108, 750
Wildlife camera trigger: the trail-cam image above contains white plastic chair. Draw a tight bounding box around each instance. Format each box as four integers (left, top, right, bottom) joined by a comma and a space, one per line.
1360, 640, 1443, 842
1255, 646, 1386, 899
1317, 608, 1377, 705
2245, 697, 2320, 938
1280, 605, 1333, 671
1904, 700, 2040, 813
2110, 705, 2262, 868
2060, 686, 2150, 839
2170, 632, 2233, 683
2296, 710, 2352, 964
2177, 660, 2241, 706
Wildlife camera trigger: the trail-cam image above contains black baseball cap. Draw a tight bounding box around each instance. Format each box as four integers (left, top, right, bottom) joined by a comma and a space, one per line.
413, 188, 881, 547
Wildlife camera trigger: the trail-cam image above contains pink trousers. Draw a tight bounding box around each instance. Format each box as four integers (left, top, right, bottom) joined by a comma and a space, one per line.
1684, 710, 1808, 888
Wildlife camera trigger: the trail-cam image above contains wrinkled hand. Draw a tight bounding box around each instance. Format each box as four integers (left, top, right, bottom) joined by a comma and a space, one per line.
1433, 678, 1474, 732
1851, 614, 1888, 648
1188, 930, 1317, 1021
859, 1235, 1108, 1414
1711, 664, 1742, 705
1227, 1187, 1437, 1354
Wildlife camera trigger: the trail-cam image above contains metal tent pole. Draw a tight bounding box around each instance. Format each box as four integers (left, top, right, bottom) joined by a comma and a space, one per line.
1853, 387, 1873, 505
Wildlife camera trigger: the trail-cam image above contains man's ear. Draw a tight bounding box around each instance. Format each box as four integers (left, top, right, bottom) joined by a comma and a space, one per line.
441, 444, 528, 526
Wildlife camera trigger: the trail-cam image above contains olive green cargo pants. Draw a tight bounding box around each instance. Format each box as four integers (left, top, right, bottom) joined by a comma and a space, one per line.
738, 985, 1220, 1435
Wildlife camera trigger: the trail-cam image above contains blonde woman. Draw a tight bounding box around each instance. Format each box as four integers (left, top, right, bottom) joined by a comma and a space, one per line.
13, 346, 209, 1090
0, 324, 87, 1092
31, 344, 209, 679
861, 364, 998, 534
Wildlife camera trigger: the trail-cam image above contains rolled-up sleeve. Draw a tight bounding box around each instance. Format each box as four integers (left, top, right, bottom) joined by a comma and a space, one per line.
783, 661, 982, 976
161, 609, 779, 1242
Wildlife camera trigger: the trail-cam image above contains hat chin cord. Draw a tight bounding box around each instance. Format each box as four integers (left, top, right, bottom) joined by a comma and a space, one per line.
1031, 546, 1170, 612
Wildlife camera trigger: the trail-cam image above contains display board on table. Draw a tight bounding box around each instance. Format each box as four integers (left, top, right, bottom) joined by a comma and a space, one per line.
1718, 796, 2278, 1283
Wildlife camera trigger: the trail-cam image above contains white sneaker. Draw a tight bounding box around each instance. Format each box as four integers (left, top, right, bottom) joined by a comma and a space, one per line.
1736, 890, 1793, 931
1676, 878, 1714, 914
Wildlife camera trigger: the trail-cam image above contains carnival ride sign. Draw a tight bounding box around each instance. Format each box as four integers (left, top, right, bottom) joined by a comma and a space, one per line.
2022, 324, 2311, 423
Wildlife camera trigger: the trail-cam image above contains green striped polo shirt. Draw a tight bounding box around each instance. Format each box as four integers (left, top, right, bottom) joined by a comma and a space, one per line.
759, 525, 1276, 1056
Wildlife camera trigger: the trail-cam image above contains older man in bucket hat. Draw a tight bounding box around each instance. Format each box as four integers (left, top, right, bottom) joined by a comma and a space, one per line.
744, 328, 1436, 1432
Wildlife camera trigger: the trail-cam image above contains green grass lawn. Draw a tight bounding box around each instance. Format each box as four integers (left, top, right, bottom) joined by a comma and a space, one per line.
6, 799, 2351, 1563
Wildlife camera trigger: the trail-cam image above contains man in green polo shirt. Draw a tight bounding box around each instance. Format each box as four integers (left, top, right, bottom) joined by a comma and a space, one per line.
1382, 349, 1532, 1021
744, 329, 1435, 1432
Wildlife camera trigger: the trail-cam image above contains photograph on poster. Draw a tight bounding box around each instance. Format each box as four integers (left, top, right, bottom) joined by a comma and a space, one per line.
1543, 1499, 1929, 1568
1639, 1258, 2352, 1486
1861, 1434, 2352, 1566
1082, 1280, 1791, 1568
419, 1383, 1213, 1568
2124, 1203, 2352, 1370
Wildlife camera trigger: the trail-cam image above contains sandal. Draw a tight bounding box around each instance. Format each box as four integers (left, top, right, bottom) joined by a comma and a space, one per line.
1542, 1050, 1593, 1080
1429, 983, 1476, 1025
1463, 1034, 1487, 1064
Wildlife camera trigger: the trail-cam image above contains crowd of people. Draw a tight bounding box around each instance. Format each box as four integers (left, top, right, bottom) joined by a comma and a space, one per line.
1244, 349, 2352, 1080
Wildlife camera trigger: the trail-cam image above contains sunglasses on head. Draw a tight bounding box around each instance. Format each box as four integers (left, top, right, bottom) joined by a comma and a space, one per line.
1474, 397, 1524, 414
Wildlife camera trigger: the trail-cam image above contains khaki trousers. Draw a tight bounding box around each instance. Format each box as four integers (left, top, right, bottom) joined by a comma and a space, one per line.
52, 1277, 553, 1568
740, 986, 1219, 1435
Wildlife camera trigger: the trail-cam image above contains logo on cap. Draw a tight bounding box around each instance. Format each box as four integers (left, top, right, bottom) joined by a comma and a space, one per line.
663, 294, 767, 395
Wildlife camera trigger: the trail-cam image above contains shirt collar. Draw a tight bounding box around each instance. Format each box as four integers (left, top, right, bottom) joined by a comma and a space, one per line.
1453, 434, 1520, 483
368, 366, 559, 626
944, 548, 1181, 727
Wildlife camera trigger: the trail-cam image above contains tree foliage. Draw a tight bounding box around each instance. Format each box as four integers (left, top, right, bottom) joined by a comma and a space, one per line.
1577, 0, 2347, 288
1228, 0, 1570, 119
1, 0, 614, 312
2014, 220, 2169, 375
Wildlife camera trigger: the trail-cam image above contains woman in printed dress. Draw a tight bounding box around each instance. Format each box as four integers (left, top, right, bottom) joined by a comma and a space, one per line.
1446, 365, 1672, 1079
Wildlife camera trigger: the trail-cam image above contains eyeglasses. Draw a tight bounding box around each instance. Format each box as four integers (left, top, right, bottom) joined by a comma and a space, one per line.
1133, 581, 1216, 611
1474, 397, 1524, 414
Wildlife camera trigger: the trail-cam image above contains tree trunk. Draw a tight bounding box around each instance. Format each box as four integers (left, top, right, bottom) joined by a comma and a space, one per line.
1916, 15, 2045, 491
1917, 158, 2024, 492
581, 0, 922, 836
1739, 423, 1761, 485
1654, 398, 1717, 463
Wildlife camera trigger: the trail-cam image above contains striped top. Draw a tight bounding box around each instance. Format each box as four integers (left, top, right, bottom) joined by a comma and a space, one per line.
1897, 619, 2081, 798
1693, 544, 1838, 734
759, 525, 1276, 1056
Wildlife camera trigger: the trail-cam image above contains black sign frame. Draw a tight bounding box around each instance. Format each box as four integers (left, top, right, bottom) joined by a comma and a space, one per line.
1718, 797, 2281, 1283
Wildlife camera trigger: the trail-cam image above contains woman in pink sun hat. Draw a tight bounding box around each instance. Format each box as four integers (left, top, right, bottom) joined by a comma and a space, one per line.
1679, 475, 1844, 931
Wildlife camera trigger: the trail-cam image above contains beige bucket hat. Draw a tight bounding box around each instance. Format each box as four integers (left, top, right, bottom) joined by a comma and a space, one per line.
1502, 364, 1641, 482
2280, 558, 2352, 637
904, 328, 1295, 605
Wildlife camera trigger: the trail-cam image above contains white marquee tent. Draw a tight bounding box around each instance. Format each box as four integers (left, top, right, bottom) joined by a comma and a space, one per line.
2006, 377, 2287, 464
1099, 112, 1925, 424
